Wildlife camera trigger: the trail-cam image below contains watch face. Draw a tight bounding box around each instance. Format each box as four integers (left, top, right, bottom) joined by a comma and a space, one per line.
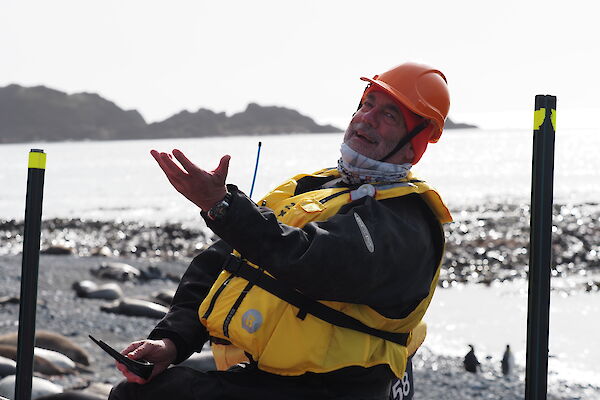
208, 194, 231, 220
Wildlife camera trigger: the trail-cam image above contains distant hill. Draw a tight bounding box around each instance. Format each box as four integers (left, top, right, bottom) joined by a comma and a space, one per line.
0, 84, 474, 144
148, 102, 341, 138
445, 119, 477, 129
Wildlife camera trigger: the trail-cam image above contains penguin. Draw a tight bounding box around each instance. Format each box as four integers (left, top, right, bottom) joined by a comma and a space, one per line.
463, 344, 480, 373
501, 344, 514, 376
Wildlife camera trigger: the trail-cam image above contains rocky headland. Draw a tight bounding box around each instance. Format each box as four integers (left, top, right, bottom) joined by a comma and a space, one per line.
0, 84, 475, 144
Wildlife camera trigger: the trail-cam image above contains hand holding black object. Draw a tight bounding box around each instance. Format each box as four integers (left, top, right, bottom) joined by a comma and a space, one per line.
89, 335, 154, 380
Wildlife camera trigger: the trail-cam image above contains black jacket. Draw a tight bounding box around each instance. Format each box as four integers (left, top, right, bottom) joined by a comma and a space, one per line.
149, 174, 443, 368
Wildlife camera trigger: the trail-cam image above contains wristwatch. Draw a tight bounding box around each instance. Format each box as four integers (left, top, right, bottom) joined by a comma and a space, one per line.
206, 192, 232, 221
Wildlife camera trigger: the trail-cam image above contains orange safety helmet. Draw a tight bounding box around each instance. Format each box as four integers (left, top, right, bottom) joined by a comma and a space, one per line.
360, 62, 450, 163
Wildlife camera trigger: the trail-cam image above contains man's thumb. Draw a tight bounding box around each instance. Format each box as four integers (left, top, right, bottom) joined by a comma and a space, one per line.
216, 155, 231, 178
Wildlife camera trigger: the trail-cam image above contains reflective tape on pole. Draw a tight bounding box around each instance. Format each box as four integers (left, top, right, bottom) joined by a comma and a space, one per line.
15, 149, 46, 400
525, 96, 556, 400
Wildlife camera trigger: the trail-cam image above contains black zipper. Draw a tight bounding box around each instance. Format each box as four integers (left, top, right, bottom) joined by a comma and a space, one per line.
222, 281, 255, 338
319, 189, 352, 204
318, 180, 422, 205
202, 274, 233, 319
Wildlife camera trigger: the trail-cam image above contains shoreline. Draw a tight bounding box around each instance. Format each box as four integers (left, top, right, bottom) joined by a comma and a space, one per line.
2, 200, 598, 294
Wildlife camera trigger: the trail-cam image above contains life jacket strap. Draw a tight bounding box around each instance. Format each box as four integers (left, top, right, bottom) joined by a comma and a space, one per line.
223, 254, 409, 346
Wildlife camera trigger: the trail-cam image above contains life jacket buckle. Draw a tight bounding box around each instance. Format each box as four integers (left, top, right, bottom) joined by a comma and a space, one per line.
224, 253, 243, 275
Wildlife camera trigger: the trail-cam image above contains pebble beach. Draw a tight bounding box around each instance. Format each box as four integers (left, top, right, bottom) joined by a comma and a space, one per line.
1, 201, 599, 399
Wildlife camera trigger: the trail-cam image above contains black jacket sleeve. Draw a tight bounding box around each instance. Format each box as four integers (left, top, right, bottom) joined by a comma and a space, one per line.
148, 239, 232, 363
205, 184, 442, 318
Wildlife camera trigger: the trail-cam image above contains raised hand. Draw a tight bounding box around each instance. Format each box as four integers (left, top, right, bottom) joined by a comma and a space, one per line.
151, 149, 230, 211
116, 338, 177, 384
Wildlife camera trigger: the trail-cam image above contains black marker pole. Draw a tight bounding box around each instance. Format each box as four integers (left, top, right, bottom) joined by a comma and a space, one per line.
15, 149, 47, 400
525, 96, 556, 400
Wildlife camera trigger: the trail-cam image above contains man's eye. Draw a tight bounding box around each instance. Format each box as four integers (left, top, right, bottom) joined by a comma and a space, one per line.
384, 112, 396, 121
362, 102, 373, 109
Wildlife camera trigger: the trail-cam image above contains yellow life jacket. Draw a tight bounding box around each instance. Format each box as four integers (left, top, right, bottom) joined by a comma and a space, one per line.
198, 168, 452, 377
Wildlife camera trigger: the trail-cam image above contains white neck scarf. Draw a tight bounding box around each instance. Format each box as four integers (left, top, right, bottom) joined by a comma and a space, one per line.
337, 143, 412, 185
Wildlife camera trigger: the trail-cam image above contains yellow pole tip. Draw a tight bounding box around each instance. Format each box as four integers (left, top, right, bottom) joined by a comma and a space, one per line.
28, 151, 47, 169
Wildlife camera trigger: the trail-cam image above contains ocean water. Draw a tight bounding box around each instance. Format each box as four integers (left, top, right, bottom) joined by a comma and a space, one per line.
1, 128, 600, 387
0, 128, 599, 222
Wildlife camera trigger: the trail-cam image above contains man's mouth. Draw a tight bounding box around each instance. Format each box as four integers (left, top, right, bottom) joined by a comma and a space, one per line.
355, 130, 376, 144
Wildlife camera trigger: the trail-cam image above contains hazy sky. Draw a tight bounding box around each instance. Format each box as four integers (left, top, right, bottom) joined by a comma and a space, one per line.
3, 0, 599, 129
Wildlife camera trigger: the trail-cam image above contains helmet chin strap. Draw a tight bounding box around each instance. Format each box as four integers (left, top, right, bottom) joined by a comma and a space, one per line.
379, 120, 429, 163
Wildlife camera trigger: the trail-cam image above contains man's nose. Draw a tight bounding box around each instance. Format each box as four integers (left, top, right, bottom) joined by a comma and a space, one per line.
360, 107, 379, 128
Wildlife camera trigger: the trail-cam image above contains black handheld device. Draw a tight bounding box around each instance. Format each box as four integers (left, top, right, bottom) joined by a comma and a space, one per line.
88, 335, 154, 380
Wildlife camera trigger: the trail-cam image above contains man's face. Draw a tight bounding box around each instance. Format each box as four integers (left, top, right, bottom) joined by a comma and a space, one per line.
343, 91, 414, 164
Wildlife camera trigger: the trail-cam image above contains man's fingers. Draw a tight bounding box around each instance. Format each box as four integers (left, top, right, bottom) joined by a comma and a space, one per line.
116, 361, 147, 384
127, 342, 153, 361
121, 340, 145, 355
159, 152, 187, 177
151, 150, 187, 186
172, 149, 200, 174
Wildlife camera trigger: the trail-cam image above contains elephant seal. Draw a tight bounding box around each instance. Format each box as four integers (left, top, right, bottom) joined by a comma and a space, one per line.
0, 375, 63, 399
72, 280, 122, 300
0, 345, 70, 376
80, 382, 113, 398
178, 349, 216, 372
91, 262, 141, 281
33, 348, 76, 371
35, 391, 106, 400
37, 382, 113, 400
0, 296, 19, 306
0, 331, 91, 366
0, 356, 16, 378
90, 246, 112, 257
150, 289, 176, 307
41, 245, 74, 255
100, 298, 168, 319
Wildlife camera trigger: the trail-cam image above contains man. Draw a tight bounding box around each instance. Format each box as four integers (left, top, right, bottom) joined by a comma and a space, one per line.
109, 61, 452, 400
